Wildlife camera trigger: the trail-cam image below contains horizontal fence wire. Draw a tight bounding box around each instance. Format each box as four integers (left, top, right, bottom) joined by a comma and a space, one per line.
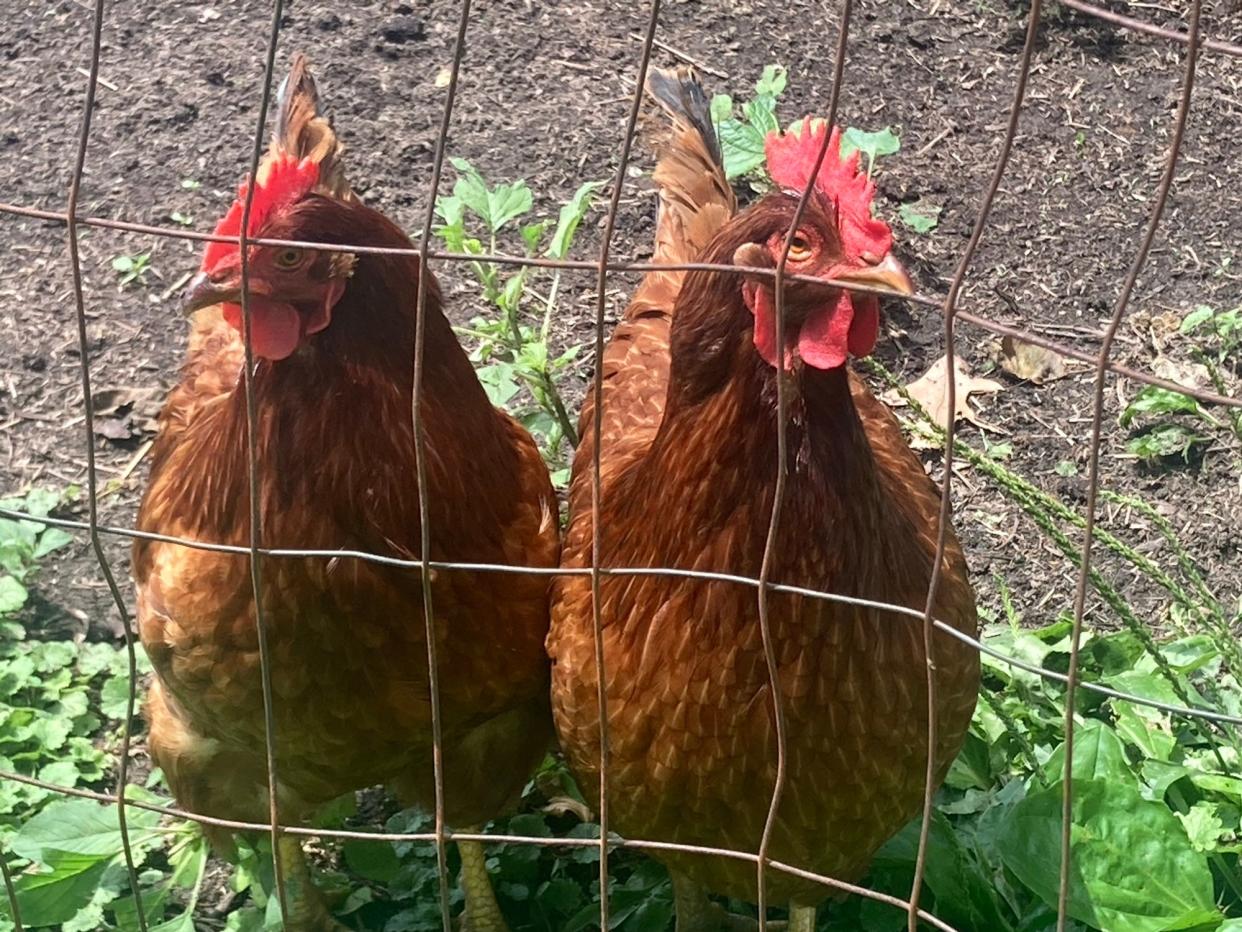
0, 204, 1238, 409
0, 0, 1237, 930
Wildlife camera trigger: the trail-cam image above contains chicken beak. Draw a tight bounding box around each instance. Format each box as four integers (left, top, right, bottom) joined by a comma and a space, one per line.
830, 254, 915, 297
181, 271, 240, 316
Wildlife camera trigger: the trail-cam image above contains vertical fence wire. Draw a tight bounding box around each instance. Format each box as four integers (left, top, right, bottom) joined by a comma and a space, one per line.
906, 1, 1043, 927
753, 1, 853, 925
588, 3, 664, 927
64, 0, 149, 927
235, 0, 292, 921
1056, 2, 1203, 928
411, 0, 476, 927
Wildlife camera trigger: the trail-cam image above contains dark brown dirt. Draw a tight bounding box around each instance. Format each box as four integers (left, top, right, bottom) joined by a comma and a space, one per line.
1, 0, 1241, 917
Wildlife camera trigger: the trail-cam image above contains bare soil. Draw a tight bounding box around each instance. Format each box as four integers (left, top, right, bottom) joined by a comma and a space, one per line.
1, 0, 1241, 916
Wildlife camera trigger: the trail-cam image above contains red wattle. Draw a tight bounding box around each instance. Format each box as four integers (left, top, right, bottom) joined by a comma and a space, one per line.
221, 298, 304, 361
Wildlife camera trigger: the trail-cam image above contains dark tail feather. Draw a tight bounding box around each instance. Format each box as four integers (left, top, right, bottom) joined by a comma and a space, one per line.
645, 66, 723, 170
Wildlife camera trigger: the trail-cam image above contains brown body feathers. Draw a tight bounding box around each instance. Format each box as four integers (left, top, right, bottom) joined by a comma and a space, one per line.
547, 68, 979, 905
134, 55, 558, 841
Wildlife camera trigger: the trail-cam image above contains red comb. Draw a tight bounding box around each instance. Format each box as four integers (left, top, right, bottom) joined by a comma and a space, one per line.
764, 120, 892, 260
201, 154, 320, 271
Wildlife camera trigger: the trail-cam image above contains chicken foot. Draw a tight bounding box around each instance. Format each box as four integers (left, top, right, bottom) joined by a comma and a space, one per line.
275, 835, 350, 932
457, 829, 509, 932
670, 872, 795, 932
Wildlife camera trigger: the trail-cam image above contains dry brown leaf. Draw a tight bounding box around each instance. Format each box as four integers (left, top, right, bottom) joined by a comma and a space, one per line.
883, 354, 1004, 440
91, 386, 164, 441
1151, 354, 1210, 391
996, 335, 1067, 384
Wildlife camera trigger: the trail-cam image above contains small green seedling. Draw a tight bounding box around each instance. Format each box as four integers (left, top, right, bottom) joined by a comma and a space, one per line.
169, 211, 193, 227
435, 159, 602, 486
111, 252, 152, 289
840, 126, 901, 175
899, 201, 941, 234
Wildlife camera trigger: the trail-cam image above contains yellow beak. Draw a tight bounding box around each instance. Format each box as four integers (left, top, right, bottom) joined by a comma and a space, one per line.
830, 254, 915, 297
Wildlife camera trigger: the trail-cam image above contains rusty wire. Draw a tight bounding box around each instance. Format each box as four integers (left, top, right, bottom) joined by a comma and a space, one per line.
2, 202, 1238, 410
231, 0, 295, 923
753, 0, 854, 925
907, 0, 1044, 927
409, 0, 476, 927
0, 0, 1238, 930
62, 0, 148, 927
4, 503, 1241, 728
1057, 1, 1205, 929
588, 4, 664, 925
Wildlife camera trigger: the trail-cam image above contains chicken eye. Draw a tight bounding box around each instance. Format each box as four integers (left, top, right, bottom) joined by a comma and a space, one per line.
786, 233, 813, 262
273, 248, 305, 269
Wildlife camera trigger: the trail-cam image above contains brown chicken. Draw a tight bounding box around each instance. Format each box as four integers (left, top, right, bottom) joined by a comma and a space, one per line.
547, 69, 979, 931
133, 55, 557, 932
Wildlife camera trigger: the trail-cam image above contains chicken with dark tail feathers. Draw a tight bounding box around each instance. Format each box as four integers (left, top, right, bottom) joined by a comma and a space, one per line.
133, 54, 558, 932
547, 67, 980, 931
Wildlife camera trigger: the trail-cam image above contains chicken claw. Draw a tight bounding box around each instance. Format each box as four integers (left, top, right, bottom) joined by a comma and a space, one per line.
275, 836, 351, 932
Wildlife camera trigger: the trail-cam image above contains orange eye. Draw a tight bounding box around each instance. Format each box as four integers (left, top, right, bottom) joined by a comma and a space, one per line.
273, 248, 304, 269
787, 234, 813, 262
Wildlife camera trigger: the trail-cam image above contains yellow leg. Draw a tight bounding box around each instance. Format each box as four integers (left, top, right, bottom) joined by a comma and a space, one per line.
670, 871, 789, 931
788, 903, 816, 932
458, 829, 509, 932
275, 835, 348, 932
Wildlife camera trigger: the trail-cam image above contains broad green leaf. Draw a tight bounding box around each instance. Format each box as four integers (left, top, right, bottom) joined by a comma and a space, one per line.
1044, 720, 1132, 785
33, 528, 72, 559
877, 811, 1013, 932
100, 675, 136, 720
840, 126, 901, 170
1120, 386, 1202, 427
547, 181, 605, 260
343, 838, 401, 883
717, 118, 767, 180
709, 93, 733, 125
483, 180, 532, 233
11, 852, 111, 927
945, 731, 993, 790
11, 798, 160, 862
1179, 305, 1214, 334
0, 576, 25, 615
434, 194, 464, 227
743, 95, 779, 136
997, 779, 1217, 932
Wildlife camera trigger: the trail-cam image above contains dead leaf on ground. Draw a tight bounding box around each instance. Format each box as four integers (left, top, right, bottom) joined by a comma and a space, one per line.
91, 386, 164, 442
995, 335, 1067, 384
883, 354, 1005, 445
1151, 354, 1211, 391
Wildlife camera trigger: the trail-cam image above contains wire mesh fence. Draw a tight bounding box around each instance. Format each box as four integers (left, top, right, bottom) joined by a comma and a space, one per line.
0, 0, 1239, 931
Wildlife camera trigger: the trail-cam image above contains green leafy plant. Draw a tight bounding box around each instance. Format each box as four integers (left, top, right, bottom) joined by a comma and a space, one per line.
434, 158, 600, 486
709, 64, 787, 181
110, 253, 152, 289
1120, 386, 1220, 463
